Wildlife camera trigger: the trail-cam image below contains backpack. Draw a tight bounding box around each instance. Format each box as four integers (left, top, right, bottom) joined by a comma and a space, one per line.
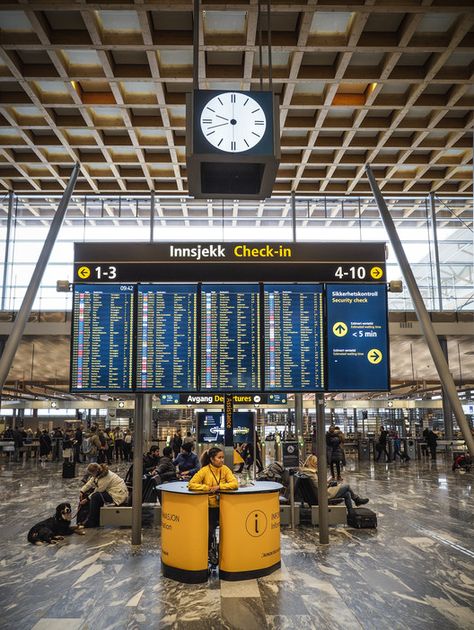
82, 437, 92, 454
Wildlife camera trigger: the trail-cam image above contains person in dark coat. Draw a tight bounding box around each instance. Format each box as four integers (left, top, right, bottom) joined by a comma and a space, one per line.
376, 425, 391, 462
74, 426, 83, 463
152, 446, 177, 484
173, 442, 200, 478
326, 426, 344, 481
171, 429, 182, 458
39, 430, 52, 464
426, 429, 438, 460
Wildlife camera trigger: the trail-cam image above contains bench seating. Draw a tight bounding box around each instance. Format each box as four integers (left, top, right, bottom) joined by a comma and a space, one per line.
311, 504, 347, 525
100, 504, 161, 527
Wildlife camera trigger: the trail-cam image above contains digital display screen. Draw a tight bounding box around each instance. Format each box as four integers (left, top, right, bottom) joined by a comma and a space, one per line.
197, 411, 254, 444
71, 284, 134, 391
264, 284, 324, 391
136, 284, 197, 391
326, 284, 389, 391
201, 284, 260, 391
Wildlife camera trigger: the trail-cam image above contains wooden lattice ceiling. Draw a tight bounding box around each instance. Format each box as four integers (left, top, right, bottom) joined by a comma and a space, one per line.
0, 1, 473, 196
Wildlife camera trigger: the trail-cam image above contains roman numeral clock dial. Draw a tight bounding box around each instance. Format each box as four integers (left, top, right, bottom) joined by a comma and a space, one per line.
200, 92, 267, 153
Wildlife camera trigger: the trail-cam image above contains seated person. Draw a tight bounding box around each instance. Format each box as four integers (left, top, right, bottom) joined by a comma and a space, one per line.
79, 463, 128, 527
143, 446, 161, 473
188, 447, 238, 565
152, 446, 178, 483
300, 454, 369, 514
173, 442, 200, 479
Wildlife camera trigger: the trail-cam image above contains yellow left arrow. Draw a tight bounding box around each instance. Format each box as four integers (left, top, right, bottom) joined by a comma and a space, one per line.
77, 266, 91, 279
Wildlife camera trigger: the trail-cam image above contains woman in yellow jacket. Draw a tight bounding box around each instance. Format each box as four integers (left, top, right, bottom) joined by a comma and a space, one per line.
188, 446, 238, 563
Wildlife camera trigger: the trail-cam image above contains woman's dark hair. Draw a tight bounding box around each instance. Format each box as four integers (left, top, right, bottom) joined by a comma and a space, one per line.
201, 446, 223, 466
182, 442, 193, 454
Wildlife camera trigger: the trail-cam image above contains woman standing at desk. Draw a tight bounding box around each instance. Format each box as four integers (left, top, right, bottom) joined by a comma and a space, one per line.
188, 447, 238, 564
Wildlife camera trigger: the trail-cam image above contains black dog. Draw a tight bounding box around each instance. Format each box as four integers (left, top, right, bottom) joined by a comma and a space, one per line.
27, 502, 75, 544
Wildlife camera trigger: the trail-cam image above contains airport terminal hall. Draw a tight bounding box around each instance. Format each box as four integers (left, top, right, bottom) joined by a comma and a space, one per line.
1, 2, 474, 629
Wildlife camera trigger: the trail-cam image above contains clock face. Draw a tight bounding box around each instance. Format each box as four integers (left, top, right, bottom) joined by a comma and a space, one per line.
199, 92, 267, 153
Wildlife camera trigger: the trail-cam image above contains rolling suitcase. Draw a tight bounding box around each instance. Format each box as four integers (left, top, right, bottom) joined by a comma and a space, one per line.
347, 507, 377, 529
62, 460, 76, 479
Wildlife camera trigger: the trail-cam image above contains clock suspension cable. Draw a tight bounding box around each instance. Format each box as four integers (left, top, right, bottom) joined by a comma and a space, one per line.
193, 0, 200, 91
258, 0, 263, 91
267, 0, 273, 91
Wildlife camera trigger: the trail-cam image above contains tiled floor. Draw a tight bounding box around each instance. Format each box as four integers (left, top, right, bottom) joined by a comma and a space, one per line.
0, 455, 473, 629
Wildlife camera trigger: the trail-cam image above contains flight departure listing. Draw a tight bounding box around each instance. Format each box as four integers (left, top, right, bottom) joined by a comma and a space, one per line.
136, 284, 197, 391
326, 284, 389, 391
264, 284, 324, 391
201, 284, 260, 391
71, 284, 134, 391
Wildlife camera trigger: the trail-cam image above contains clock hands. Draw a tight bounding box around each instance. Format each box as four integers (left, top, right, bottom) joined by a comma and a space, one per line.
206, 122, 228, 130
200, 92, 266, 152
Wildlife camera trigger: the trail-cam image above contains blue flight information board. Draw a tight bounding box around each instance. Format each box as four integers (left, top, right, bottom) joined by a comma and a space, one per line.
326, 284, 389, 391
71, 284, 134, 391
264, 284, 324, 391
136, 284, 197, 391
201, 284, 260, 391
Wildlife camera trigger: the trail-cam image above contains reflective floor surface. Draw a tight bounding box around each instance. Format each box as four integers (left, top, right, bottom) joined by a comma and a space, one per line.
0, 455, 473, 630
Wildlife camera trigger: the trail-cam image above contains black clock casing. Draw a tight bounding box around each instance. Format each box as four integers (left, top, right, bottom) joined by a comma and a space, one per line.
186, 89, 280, 199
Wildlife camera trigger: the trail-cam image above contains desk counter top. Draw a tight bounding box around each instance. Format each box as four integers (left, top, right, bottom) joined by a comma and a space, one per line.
156, 480, 282, 495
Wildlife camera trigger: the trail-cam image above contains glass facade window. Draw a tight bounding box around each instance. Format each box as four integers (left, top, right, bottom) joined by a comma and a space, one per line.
0, 194, 472, 312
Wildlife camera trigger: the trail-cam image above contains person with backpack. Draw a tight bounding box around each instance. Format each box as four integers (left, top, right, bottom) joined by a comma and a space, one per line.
123, 430, 133, 462
114, 427, 124, 462
88, 427, 102, 463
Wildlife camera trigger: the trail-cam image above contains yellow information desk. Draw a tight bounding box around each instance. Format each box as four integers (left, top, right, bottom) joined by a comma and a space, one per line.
157, 482, 210, 584
219, 481, 282, 580
157, 480, 282, 583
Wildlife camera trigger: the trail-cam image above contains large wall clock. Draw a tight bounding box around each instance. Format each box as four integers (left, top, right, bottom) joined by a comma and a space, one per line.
186, 89, 280, 199
200, 92, 266, 153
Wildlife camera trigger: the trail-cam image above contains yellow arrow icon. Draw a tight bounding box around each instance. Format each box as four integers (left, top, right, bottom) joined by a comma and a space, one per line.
77, 266, 91, 279
367, 348, 382, 364
333, 322, 348, 337
370, 266, 383, 279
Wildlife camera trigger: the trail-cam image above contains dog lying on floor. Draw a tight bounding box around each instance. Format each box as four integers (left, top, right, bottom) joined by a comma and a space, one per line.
27, 502, 83, 544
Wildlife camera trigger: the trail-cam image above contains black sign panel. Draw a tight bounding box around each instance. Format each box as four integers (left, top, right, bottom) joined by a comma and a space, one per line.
71, 284, 134, 392
196, 410, 254, 445
326, 284, 390, 391
74, 242, 386, 283
201, 284, 260, 391
224, 394, 233, 447
282, 441, 300, 468
264, 284, 324, 392
159, 393, 287, 405
136, 284, 197, 391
